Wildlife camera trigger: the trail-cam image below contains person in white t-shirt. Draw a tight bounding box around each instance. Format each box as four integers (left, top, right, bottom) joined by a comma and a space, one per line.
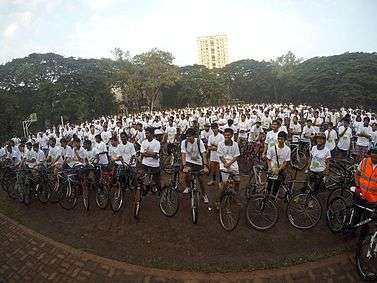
289, 116, 302, 143
324, 122, 338, 157
263, 120, 280, 157
118, 132, 137, 166
94, 134, 109, 166
207, 123, 224, 186
181, 128, 209, 203
24, 142, 37, 169
32, 143, 46, 167
336, 119, 352, 158
308, 133, 331, 192
301, 119, 316, 143
217, 128, 241, 200
266, 131, 291, 196
140, 127, 161, 193
200, 124, 213, 145
356, 117, 372, 160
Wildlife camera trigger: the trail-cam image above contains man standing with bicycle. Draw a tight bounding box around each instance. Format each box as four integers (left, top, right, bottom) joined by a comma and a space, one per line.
181, 128, 209, 203
140, 127, 161, 193
266, 131, 291, 196
217, 128, 240, 201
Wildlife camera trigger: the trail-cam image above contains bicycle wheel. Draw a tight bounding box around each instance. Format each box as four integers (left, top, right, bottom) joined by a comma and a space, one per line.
59, 183, 77, 210
134, 187, 141, 219
82, 184, 89, 211
95, 184, 109, 209
38, 182, 50, 204
159, 185, 179, 217
219, 192, 241, 232
246, 195, 278, 230
356, 233, 377, 281
326, 196, 348, 234
287, 193, 322, 230
326, 187, 353, 208
110, 182, 123, 213
190, 190, 199, 224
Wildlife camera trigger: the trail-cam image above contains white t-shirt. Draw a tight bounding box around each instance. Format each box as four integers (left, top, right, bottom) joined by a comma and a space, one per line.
84, 149, 97, 165
208, 133, 225, 162
290, 123, 302, 142
48, 146, 63, 165
70, 147, 86, 167
101, 131, 112, 145
181, 138, 206, 166
238, 120, 250, 139
357, 125, 372, 147
265, 130, 279, 148
325, 129, 338, 151
25, 149, 37, 168
165, 126, 177, 143
217, 141, 240, 172
94, 142, 109, 165
301, 126, 316, 142
118, 142, 137, 166
249, 125, 264, 142
310, 146, 331, 173
108, 145, 122, 165
337, 126, 352, 151
141, 139, 160, 168
267, 144, 291, 170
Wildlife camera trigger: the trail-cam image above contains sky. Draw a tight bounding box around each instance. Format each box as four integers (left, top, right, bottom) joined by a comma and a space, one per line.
0, 0, 376, 66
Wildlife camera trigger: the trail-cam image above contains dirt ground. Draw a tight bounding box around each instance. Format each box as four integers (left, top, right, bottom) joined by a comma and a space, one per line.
0, 173, 355, 273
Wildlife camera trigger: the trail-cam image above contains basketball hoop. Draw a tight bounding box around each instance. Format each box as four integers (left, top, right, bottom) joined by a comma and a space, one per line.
22, 113, 38, 138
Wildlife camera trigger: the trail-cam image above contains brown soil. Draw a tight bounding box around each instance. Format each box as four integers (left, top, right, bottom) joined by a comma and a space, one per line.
0, 174, 355, 273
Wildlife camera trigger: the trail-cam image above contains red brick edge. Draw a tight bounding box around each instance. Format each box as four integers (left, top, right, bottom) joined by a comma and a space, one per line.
1, 212, 354, 281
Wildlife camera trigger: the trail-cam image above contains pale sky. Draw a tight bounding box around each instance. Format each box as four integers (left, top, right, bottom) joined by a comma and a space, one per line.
0, 0, 376, 66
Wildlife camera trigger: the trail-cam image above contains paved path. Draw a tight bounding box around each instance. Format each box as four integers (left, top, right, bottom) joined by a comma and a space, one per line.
0, 213, 360, 283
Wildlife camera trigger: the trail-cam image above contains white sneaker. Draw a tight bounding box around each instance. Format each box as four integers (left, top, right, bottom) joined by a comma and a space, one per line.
183, 187, 190, 194
203, 194, 209, 204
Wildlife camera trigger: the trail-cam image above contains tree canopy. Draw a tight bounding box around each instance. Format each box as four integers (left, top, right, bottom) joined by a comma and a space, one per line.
0, 50, 376, 141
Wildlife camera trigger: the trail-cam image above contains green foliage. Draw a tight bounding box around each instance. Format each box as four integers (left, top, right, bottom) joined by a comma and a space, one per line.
0, 50, 376, 142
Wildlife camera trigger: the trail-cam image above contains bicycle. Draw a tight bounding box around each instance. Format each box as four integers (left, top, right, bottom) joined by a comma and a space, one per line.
133, 166, 160, 220
219, 170, 241, 231
286, 171, 323, 230
186, 168, 205, 224
326, 189, 377, 281
95, 165, 115, 210
159, 163, 180, 217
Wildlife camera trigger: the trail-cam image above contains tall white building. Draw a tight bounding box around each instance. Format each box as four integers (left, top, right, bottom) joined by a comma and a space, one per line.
197, 34, 229, 69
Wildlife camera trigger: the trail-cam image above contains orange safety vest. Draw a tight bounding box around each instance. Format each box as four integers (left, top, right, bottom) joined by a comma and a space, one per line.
358, 157, 377, 203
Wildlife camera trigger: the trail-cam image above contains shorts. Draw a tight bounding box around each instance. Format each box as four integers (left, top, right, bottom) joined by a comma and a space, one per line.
220, 169, 240, 182
186, 162, 203, 172
142, 164, 160, 175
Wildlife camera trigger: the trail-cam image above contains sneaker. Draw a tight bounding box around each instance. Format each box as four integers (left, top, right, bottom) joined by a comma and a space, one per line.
203, 194, 209, 204
207, 181, 215, 186
183, 187, 190, 194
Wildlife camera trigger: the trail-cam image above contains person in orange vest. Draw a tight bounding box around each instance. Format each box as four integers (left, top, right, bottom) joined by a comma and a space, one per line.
352, 145, 377, 234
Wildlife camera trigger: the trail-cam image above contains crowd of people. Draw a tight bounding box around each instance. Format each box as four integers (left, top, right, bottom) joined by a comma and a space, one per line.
1, 103, 377, 205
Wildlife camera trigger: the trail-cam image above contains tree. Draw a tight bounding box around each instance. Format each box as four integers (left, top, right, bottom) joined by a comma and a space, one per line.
132, 48, 180, 111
